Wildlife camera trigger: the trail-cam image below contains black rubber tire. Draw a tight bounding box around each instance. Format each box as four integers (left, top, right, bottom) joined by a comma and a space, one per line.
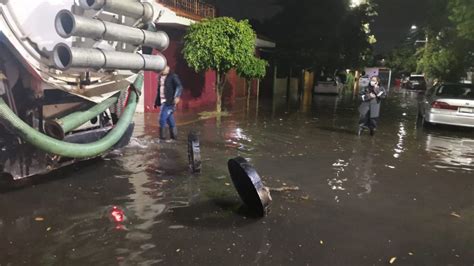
187, 131, 201, 173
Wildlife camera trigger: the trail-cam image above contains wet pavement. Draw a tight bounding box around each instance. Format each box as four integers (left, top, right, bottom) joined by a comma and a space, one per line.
1, 88, 473, 265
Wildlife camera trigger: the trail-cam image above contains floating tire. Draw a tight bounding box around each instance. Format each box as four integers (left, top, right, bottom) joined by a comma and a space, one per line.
227, 157, 271, 217
187, 131, 201, 173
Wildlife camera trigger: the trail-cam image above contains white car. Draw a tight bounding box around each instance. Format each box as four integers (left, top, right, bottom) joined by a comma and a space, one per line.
314, 76, 343, 94
418, 83, 474, 128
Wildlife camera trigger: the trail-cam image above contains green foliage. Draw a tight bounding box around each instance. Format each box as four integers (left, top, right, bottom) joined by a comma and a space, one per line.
417, 31, 468, 82
413, 0, 474, 81
183, 17, 256, 75
183, 17, 263, 113
448, 0, 474, 41
237, 56, 268, 81
387, 46, 419, 75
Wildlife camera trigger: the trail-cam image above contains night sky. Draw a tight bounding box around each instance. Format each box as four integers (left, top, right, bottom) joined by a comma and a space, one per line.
212, 0, 431, 54
372, 0, 431, 54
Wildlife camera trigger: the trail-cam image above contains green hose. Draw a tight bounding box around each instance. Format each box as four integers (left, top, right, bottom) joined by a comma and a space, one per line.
0, 73, 143, 159
45, 92, 121, 139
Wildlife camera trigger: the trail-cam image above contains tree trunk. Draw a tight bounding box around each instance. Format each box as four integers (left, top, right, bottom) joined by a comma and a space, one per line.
286, 67, 292, 101
246, 79, 251, 112
216, 72, 223, 114
256, 79, 260, 118
353, 70, 360, 99
298, 69, 304, 102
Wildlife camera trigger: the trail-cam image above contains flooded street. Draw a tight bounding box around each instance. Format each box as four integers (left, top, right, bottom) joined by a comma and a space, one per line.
1, 89, 473, 265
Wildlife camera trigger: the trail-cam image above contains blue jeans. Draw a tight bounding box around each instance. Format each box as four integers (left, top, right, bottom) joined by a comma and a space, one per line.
159, 104, 176, 128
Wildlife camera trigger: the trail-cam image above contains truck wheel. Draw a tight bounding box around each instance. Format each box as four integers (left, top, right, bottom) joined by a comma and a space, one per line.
187, 131, 201, 174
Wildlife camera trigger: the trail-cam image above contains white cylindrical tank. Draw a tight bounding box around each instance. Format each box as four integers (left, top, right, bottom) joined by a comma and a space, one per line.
5, 0, 74, 51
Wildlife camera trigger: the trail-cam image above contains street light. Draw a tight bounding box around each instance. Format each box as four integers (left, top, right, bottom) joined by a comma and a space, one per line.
411, 25, 418, 30
350, 0, 364, 8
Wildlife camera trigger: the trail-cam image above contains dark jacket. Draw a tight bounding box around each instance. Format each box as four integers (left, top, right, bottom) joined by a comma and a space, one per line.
358, 85, 386, 118
154, 73, 183, 107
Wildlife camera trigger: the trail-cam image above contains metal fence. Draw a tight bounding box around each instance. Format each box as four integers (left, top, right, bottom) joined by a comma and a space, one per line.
158, 0, 216, 20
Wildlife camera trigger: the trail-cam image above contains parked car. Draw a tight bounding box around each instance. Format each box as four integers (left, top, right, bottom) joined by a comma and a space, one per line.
407, 75, 427, 90
314, 76, 343, 94
418, 83, 474, 128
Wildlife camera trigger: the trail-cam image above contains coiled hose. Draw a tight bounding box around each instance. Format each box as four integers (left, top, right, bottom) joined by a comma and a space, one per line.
0, 73, 143, 159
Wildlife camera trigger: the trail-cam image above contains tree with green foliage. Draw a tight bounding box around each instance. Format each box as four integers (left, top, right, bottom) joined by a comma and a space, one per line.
414, 0, 473, 82
386, 45, 419, 75
448, 0, 474, 41
417, 29, 472, 82
183, 17, 257, 113
237, 56, 268, 109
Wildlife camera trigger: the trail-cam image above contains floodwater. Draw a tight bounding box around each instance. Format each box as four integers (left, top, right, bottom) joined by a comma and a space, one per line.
1, 88, 473, 265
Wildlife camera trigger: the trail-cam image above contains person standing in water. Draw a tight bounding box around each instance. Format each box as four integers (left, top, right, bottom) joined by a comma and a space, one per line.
358, 76, 386, 136
154, 65, 183, 141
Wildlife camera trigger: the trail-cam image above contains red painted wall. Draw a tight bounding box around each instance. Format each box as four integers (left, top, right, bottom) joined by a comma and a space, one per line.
144, 28, 262, 113
144, 37, 218, 113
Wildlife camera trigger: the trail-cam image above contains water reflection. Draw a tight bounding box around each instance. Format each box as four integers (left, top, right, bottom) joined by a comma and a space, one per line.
1, 89, 474, 265
393, 122, 407, 159
328, 159, 349, 203
424, 133, 474, 172
224, 126, 254, 153
111, 139, 190, 264
352, 144, 379, 198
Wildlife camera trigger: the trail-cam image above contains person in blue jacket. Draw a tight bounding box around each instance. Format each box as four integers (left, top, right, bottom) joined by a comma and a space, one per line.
154, 65, 183, 141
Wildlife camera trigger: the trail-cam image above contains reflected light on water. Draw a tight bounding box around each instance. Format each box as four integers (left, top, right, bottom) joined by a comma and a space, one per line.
393, 122, 407, 159
110, 206, 125, 223
234, 128, 252, 142
225, 126, 254, 152
328, 159, 349, 203
425, 134, 474, 172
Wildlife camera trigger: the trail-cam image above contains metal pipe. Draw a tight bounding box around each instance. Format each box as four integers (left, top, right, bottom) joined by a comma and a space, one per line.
55, 10, 169, 51
52, 43, 167, 71
44, 92, 121, 139
79, 0, 155, 23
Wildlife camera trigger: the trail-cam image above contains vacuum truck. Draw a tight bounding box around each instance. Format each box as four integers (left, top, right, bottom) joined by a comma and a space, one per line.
0, 0, 169, 180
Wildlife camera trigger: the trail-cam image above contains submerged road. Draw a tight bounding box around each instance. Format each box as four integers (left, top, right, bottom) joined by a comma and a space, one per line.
1, 88, 473, 265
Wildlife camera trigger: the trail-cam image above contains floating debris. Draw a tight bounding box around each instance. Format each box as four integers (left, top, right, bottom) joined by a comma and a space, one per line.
450, 212, 461, 218
269, 186, 300, 192
169, 225, 186, 230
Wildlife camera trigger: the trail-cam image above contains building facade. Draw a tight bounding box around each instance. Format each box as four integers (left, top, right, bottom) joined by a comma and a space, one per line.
138, 0, 275, 114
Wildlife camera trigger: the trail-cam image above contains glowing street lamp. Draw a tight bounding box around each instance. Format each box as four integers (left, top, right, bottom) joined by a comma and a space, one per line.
411, 25, 418, 30
350, 0, 364, 8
